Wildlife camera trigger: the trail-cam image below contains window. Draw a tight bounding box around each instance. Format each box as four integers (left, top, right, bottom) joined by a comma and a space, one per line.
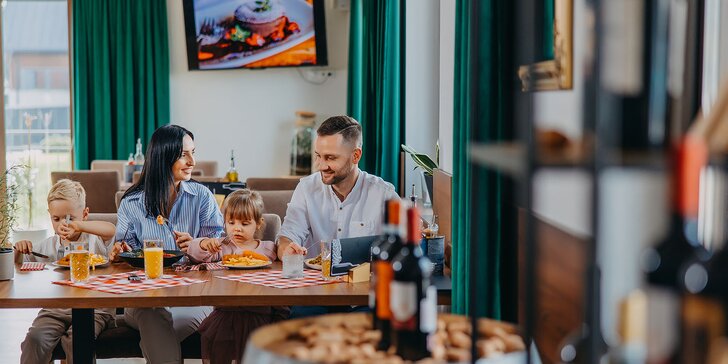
2, 0, 72, 231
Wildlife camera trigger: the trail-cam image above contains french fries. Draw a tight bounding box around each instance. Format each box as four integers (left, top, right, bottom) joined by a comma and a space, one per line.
56, 253, 107, 268
222, 250, 271, 267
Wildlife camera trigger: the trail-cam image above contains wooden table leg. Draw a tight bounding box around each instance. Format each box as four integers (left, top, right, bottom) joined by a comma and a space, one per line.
72, 308, 94, 364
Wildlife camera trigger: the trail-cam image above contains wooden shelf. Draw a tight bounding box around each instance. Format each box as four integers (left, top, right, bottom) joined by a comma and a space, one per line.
470, 142, 667, 176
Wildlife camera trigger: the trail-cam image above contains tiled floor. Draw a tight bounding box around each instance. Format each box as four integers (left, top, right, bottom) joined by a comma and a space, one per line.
0, 309, 201, 363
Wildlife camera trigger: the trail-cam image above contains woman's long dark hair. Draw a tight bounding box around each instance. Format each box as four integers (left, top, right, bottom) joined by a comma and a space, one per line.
122, 125, 194, 218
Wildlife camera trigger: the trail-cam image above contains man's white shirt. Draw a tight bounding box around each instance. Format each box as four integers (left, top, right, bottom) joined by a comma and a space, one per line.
277, 169, 400, 257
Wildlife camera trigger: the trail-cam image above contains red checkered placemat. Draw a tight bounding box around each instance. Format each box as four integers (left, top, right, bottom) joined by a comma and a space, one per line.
53, 270, 207, 294
20, 262, 45, 271
216, 270, 342, 289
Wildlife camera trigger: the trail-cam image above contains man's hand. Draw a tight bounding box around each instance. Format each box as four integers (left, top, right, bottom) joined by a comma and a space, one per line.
284, 241, 307, 256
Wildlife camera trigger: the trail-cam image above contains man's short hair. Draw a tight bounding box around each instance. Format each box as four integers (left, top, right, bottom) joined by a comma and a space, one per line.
47, 179, 86, 209
317, 115, 363, 148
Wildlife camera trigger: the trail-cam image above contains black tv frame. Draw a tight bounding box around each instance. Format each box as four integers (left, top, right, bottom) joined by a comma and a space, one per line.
182, 0, 328, 71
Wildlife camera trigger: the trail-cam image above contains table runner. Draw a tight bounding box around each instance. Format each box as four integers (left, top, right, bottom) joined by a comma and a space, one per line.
53, 270, 207, 294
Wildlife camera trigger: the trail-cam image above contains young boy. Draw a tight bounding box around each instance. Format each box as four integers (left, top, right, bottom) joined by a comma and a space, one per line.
13, 179, 116, 364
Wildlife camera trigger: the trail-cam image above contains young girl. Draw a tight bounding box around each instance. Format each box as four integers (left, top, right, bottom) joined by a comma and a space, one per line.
188, 189, 289, 364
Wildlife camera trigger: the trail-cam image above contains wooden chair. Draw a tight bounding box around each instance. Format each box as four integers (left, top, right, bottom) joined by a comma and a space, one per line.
194, 160, 218, 176
50, 171, 120, 213
246, 177, 301, 191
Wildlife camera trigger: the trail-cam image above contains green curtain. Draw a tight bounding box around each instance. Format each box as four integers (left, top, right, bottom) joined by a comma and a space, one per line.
347, 0, 401, 187
73, 0, 169, 169
543, 0, 555, 60
452, 0, 512, 318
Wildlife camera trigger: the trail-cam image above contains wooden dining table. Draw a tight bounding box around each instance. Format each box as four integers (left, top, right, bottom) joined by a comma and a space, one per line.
0, 262, 451, 364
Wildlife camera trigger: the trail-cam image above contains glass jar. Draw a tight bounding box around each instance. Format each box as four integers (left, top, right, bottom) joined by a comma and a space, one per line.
290, 110, 316, 176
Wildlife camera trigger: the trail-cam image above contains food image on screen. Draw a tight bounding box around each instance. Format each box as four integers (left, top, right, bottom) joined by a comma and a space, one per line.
183, 0, 328, 70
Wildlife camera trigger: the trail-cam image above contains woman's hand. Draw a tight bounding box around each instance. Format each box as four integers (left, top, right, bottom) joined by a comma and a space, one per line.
174, 231, 193, 252
200, 238, 222, 253
108, 242, 131, 262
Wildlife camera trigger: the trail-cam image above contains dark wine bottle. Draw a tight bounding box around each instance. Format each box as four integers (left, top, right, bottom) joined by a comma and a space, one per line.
370, 199, 402, 351
391, 206, 435, 361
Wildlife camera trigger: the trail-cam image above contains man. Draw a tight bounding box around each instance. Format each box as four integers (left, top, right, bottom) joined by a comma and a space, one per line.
277, 115, 400, 260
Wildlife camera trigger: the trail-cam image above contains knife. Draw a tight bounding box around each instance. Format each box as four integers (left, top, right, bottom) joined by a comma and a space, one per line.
12, 247, 49, 259
31, 251, 49, 259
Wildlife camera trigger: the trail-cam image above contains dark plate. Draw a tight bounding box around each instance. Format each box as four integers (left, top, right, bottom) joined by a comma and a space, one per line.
119, 250, 184, 268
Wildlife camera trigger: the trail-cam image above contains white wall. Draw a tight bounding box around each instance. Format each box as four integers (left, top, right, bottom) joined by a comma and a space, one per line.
405, 0, 440, 199
166, 0, 350, 179
438, 0, 455, 174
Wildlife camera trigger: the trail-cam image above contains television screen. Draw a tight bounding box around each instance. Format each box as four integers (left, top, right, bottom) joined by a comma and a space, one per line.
183, 0, 328, 70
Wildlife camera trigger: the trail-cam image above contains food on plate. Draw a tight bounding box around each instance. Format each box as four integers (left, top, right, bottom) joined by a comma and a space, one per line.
234, 0, 286, 38
267, 314, 525, 363
196, 0, 301, 62
57, 253, 106, 267
223, 250, 271, 267
306, 254, 321, 265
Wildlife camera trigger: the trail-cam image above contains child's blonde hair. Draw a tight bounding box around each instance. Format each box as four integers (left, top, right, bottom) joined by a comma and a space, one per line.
221, 189, 265, 239
47, 179, 86, 210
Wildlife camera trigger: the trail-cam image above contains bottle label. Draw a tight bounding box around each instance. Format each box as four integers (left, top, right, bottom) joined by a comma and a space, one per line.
390, 281, 417, 330
420, 285, 437, 333
375, 261, 394, 319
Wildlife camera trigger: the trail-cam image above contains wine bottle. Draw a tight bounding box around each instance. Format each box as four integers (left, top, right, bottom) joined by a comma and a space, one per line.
370, 199, 404, 351
677, 156, 728, 364
133, 138, 145, 172
391, 206, 435, 361
369, 198, 402, 350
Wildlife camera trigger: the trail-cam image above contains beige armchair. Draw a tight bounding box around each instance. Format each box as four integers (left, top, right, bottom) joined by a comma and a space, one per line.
51, 171, 120, 213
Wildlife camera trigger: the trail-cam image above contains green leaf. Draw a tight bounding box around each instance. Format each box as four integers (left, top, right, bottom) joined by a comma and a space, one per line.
401, 143, 438, 175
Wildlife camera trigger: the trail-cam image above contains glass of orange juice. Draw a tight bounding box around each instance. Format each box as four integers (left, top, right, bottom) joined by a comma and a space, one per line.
144, 240, 164, 280
70, 242, 90, 283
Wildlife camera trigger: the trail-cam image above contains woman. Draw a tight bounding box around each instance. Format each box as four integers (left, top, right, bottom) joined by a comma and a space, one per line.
112, 124, 224, 363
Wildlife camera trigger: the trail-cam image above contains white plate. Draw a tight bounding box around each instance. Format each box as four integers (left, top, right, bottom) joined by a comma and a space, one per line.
222, 261, 273, 269
51, 259, 110, 269
194, 0, 316, 69
304, 258, 321, 270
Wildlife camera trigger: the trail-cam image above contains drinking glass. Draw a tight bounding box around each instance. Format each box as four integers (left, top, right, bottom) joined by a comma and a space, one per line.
70, 242, 90, 283
320, 240, 335, 281
144, 240, 164, 280
282, 254, 304, 278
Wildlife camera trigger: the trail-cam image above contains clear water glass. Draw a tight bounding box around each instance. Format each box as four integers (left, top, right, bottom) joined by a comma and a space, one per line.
282, 254, 304, 278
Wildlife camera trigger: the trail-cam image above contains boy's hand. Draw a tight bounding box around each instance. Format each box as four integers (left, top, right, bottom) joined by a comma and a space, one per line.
108, 242, 131, 262
14, 240, 33, 254
200, 238, 221, 253
58, 221, 80, 240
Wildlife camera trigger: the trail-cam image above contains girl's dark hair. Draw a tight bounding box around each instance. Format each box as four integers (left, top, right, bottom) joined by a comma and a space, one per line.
122, 125, 194, 218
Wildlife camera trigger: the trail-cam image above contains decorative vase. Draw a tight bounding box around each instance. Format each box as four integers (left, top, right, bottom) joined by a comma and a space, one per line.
0, 248, 14, 281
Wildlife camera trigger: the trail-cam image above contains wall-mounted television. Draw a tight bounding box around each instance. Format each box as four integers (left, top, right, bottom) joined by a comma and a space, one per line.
183, 0, 328, 70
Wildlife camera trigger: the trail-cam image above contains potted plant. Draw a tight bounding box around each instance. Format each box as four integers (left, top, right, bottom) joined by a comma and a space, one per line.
401, 142, 439, 199
0, 166, 23, 280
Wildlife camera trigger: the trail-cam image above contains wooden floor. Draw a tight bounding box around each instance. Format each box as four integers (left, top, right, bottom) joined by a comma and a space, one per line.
0, 309, 201, 363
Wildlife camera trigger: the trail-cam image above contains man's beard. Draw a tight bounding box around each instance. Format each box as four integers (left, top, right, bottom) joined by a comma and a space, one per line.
321, 165, 354, 185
